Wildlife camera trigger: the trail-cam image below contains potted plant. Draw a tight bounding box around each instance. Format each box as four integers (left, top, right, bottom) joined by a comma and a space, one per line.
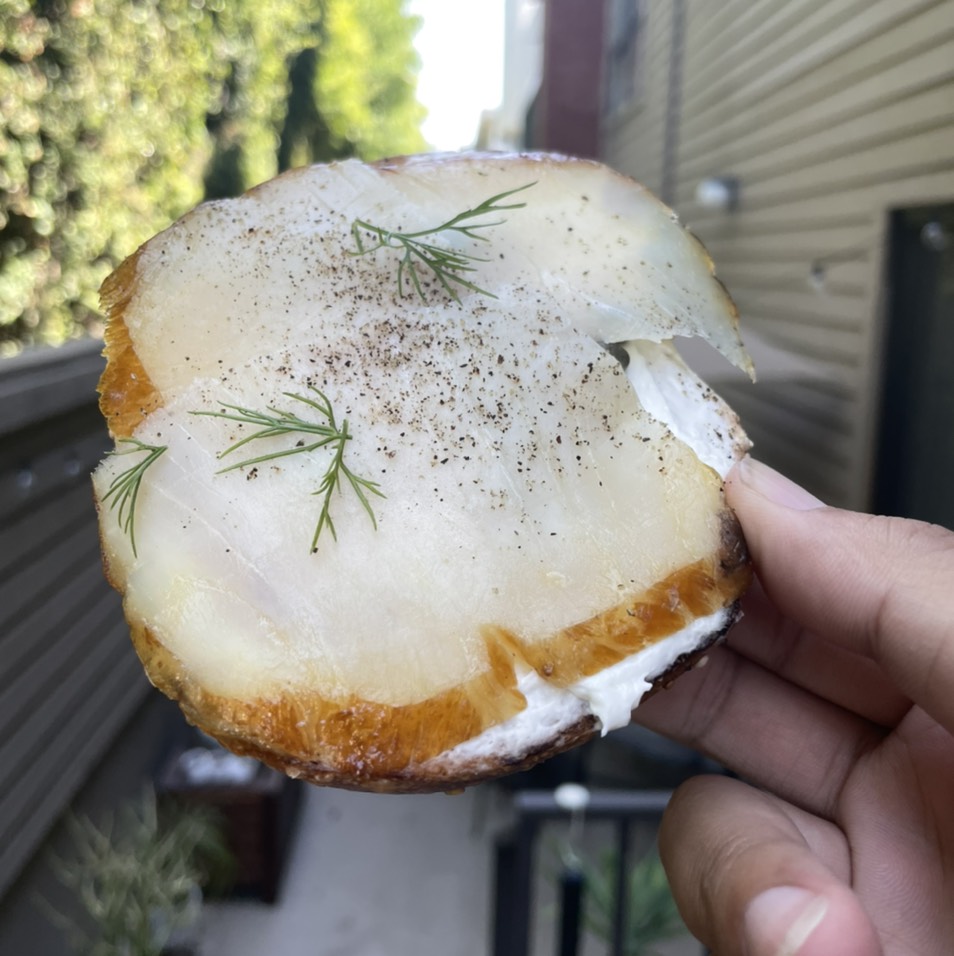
580, 847, 686, 955
46, 786, 232, 956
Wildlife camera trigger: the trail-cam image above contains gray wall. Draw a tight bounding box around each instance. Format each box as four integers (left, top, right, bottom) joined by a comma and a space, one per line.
0, 341, 183, 948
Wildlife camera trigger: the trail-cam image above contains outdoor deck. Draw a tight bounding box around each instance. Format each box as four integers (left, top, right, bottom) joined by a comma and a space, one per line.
201, 784, 500, 956
197, 778, 702, 956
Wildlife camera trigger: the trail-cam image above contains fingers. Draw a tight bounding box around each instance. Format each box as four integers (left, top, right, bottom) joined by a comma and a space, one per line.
728, 580, 911, 728
659, 775, 882, 955
726, 459, 954, 736
634, 640, 885, 819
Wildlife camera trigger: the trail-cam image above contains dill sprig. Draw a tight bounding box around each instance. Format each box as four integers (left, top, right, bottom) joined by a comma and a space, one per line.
101, 438, 167, 557
349, 181, 535, 302
193, 388, 384, 552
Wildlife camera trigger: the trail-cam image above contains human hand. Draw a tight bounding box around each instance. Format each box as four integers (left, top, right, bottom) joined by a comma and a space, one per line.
633, 457, 954, 955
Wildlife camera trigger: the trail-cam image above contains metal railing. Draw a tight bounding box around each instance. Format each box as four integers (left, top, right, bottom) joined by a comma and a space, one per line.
493, 787, 698, 956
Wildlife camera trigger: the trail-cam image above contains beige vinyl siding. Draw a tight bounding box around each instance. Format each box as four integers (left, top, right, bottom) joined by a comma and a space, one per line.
603, 2, 673, 197
602, 0, 954, 509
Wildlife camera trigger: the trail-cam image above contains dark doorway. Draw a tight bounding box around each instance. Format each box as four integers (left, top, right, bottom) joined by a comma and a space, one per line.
874, 204, 954, 530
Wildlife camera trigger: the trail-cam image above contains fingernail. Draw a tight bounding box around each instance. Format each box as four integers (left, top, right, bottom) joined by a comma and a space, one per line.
732, 458, 826, 511
744, 887, 829, 955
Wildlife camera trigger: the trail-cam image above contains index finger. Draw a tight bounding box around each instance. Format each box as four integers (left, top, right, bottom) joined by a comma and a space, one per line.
725, 459, 954, 737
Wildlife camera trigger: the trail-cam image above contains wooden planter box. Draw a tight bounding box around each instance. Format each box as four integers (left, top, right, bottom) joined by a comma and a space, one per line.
158, 750, 304, 903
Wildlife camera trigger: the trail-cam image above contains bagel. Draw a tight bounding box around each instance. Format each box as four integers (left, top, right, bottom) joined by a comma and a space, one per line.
93, 152, 753, 792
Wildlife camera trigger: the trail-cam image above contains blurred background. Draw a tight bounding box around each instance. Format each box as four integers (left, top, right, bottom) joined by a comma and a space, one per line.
1, 1, 952, 954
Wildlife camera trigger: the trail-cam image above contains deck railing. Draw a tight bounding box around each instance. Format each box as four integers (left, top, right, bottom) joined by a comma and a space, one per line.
493, 787, 705, 956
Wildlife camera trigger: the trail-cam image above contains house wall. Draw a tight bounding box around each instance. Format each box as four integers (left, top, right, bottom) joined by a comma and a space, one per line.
602, 0, 674, 200
602, 0, 954, 509
531, 0, 607, 158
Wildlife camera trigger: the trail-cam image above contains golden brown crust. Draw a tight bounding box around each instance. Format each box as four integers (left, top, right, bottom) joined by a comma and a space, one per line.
98, 250, 163, 439
123, 539, 748, 793
503, 541, 749, 687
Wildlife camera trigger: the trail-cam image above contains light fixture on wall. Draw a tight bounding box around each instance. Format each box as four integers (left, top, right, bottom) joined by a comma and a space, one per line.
695, 176, 739, 212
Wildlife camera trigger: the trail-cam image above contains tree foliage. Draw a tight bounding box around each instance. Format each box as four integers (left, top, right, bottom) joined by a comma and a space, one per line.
0, 0, 425, 351
315, 0, 426, 161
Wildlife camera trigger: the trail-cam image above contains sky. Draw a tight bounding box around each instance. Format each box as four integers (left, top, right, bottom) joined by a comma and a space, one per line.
408, 0, 506, 151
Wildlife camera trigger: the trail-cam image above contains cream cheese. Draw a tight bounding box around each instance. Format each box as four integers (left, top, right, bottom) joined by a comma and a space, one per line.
569, 606, 730, 734
431, 606, 731, 771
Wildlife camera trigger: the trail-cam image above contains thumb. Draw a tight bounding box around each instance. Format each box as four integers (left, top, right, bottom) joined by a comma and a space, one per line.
725, 459, 954, 735
659, 775, 882, 955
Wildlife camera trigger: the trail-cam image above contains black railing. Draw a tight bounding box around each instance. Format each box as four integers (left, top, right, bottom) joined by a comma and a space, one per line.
493, 788, 701, 956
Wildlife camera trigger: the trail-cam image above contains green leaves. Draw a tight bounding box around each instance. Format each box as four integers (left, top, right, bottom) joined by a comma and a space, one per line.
312, 0, 426, 162
581, 848, 685, 955
2, 2, 214, 350
46, 788, 232, 956
1, 1, 426, 351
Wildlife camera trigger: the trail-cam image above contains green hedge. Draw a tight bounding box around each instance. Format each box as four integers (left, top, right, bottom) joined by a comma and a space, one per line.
0, 0, 424, 351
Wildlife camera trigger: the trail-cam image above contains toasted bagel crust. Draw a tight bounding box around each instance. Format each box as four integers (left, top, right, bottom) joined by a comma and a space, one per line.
113, 549, 747, 793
